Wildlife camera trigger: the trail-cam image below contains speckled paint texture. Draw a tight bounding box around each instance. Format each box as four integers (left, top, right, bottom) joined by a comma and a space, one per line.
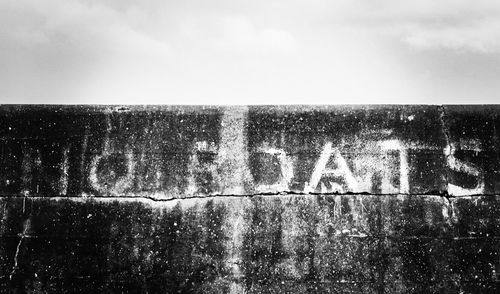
0, 105, 499, 293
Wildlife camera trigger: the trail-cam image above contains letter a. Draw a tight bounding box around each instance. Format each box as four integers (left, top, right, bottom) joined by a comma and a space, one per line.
305, 142, 358, 193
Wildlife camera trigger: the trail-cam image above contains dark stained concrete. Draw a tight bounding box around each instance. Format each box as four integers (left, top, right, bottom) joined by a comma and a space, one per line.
0, 106, 222, 198
1, 105, 500, 293
247, 105, 448, 195
2, 105, 500, 197
1, 196, 499, 293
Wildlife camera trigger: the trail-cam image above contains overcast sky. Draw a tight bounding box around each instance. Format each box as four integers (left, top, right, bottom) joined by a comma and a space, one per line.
1, 0, 499, 104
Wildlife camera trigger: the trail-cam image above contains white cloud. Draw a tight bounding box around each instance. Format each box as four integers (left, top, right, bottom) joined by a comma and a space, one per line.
402, 20, 500, 52
180, 16, 298, 56
1, 0, 172, 58
1, 0, 500, 104
323, 0, 500, 53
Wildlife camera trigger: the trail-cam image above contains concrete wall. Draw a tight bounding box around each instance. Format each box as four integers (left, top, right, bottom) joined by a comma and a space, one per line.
0, 105, 499, 293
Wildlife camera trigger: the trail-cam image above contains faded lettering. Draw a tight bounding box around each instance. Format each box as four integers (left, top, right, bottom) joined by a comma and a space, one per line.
445, 142, 484, 196
304, 142, 358, 193
255, 147, 294, 193
379, 139, 409, 194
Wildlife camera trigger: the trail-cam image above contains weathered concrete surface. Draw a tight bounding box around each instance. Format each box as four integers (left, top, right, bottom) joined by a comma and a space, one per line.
1, 196, 499, 293
2, 105, 499, 197
1, 105, 500, 293
248, 105, 447, 195
0, 106, 223, 198
443, 106, 500, 196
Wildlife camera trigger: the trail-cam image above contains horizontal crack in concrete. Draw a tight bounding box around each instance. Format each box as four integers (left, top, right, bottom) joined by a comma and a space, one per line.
0, 192, 497, 202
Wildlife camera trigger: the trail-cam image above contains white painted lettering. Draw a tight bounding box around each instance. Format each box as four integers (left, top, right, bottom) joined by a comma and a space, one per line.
255, 147, 294, 193
445, 143, 484, 196
305, 142, 358, 193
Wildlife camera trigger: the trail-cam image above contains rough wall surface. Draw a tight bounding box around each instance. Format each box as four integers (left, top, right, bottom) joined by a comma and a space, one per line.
0, 105, 499, 293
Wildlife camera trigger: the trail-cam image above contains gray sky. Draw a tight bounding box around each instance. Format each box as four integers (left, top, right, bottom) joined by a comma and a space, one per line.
1, 0, 499, 104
